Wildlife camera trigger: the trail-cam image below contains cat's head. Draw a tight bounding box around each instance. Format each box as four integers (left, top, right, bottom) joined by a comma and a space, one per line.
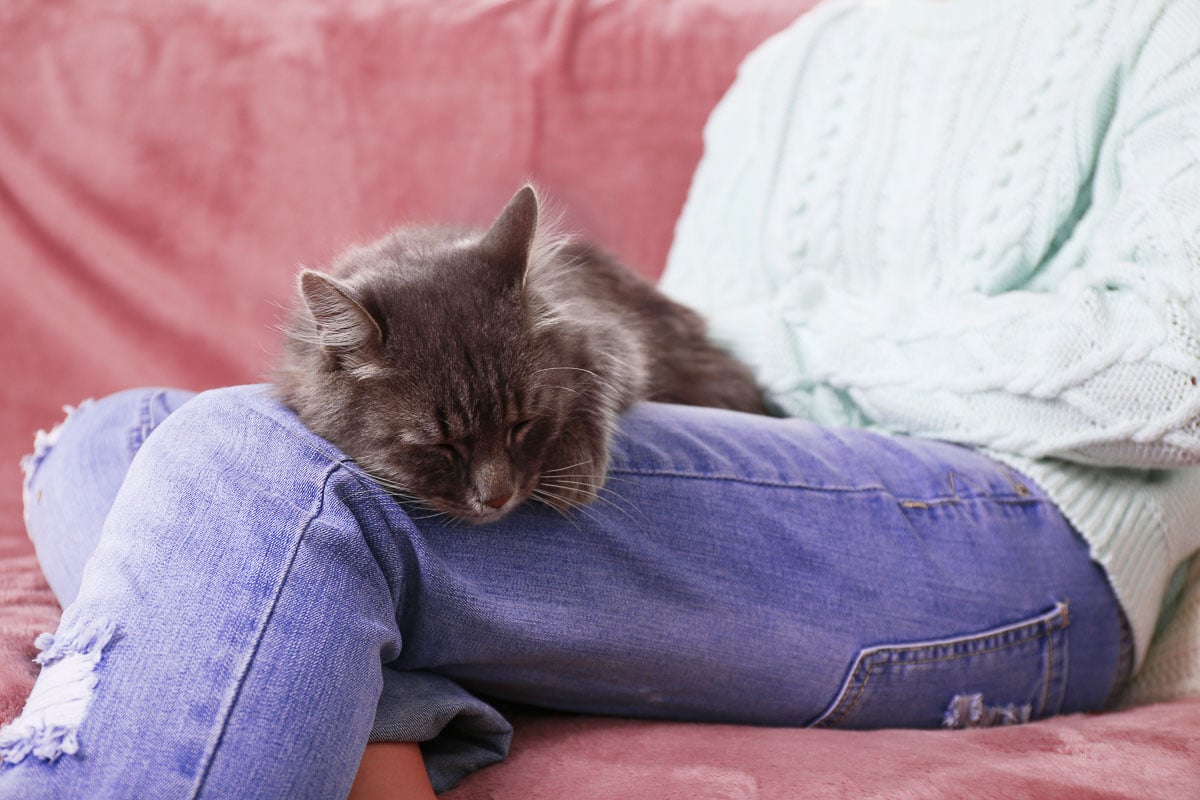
279, 185, 596, 524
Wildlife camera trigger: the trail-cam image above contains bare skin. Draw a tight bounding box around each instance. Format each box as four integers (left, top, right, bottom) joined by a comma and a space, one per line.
348, 742, 437, 800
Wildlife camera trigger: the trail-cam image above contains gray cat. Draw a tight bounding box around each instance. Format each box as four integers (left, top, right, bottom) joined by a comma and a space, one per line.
274, 185, 766, 524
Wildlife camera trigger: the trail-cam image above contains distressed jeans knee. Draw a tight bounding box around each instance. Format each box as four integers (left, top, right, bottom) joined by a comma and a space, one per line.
4, 390, 195, 768
0, 619, 116, 765
20, 389, 197, 609
1, 386, 420, 798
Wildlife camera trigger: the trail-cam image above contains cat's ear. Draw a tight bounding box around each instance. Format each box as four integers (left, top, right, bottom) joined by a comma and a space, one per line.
298, 270, 383, 354
479, 185, 539, 286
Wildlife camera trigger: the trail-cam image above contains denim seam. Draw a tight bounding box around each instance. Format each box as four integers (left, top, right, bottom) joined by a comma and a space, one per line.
128, 394, 150, 458
189, 458, 340, 799
1041, 614, 1056, 716
128, 389, 169, 457
815, 603, 1070, 728
607, 468, 887, 493
339, 464, 417, 613
608, 469, 1049, 507
898, 496, 1047, 509
146, 388, 166, 429
1104, 605, 1135, 706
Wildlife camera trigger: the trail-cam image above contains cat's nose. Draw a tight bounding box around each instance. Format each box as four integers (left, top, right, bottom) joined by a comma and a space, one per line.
484, 493, 512, 509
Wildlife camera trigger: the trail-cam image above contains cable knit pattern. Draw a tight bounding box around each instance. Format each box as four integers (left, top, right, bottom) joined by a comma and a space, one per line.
662, 0, 1200, 677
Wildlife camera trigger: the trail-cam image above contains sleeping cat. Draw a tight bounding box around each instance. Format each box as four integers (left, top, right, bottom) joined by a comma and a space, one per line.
274, 185, 766, 524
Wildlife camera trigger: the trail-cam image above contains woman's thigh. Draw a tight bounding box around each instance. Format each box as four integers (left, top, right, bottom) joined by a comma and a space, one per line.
378, 402, 1131, 729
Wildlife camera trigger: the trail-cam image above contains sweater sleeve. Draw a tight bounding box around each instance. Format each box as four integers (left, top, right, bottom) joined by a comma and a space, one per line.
790, 4, 1200, 467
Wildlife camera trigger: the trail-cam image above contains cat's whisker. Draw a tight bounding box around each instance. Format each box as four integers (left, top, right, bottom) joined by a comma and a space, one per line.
357, 474, 419, 496
537, 473, 632, 490
537, 478, 599, 489
363, 485, 420, 501
530, 489, 572, 515
598, 473, 639, 486
593, 488, 650, 525
340, 493, 444, 521
537, 478, 648, 526
530, 491, 586, 534
409, 510, 454, 522
573, 503, 603, 526
367, 482, 415, 494
537, 484, 594, 502
599, 474, 639, 487
590, 496, 640, 525
531, 487, 588, 513
540, 474, 643, 506
541, 460, 593, 474
341, 481, 417, 500
340, 488, 393, 501
547, 471, 638, 487
373, 485, 419, 499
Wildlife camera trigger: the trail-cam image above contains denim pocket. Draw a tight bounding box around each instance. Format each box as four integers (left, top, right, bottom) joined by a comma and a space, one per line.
810, 602, 1070, 729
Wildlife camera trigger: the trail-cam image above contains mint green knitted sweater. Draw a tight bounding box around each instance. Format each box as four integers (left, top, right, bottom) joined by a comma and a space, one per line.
661, 0, 1200, 672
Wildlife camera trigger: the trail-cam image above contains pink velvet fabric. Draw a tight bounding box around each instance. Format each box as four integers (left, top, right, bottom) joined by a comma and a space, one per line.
2, 1, 1198, 795
445, 704, 1200, 799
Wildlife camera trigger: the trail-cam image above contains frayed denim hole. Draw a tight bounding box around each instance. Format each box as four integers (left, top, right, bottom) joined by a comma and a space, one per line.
0, 616, 117, 766
942, 692, 1033, 729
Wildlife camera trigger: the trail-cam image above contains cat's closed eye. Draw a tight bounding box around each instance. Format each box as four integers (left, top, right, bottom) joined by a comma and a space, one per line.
435, 443, 467, 466
507, 420, 534, 448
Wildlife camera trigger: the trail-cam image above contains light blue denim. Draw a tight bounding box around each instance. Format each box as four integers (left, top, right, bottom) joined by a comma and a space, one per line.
0, 385, 1131, 798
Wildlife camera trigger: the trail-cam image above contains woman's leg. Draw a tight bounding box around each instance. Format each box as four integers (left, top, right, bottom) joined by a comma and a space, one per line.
1, 385, 1131, 797
1, 385, 509, 798
384, 399, 1130, 730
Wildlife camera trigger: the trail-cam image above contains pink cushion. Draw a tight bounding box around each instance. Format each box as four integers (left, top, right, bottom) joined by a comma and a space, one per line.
0, 545, 59, 726
445, 703, 1200, 799
3, 1, 1199, 796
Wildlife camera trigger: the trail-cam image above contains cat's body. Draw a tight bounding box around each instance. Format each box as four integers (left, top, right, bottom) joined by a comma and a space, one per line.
274, 186, 766, 524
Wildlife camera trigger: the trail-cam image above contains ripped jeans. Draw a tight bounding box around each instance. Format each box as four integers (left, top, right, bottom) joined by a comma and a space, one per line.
0, 385, 1132, 798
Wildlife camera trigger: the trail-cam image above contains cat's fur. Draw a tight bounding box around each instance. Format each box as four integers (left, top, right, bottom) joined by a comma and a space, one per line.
274, 185, 766, 524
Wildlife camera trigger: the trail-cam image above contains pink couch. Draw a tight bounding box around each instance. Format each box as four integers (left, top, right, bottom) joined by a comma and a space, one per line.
2, 1, 1198, 796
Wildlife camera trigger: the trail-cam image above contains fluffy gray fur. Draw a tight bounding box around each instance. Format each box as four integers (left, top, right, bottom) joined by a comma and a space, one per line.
274, 185, 766, 524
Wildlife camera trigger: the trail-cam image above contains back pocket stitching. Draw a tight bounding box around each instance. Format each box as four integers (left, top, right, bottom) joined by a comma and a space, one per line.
812, 601, 1069, 729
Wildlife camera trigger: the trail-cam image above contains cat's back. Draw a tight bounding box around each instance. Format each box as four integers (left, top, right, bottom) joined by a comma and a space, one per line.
530, 240, 768, 415
530, 240, 689, 326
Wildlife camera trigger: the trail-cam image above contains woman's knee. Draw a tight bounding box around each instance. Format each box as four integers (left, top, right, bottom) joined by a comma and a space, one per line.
97, 385, 386, 565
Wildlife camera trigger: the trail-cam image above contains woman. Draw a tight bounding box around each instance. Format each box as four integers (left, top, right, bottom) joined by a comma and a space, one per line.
3, 0, 1198, 797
